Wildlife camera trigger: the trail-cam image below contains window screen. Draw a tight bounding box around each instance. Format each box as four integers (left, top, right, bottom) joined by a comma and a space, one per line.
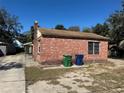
88, 42, 93, 54
88, 42, 99, 54
94, 42, 99, 54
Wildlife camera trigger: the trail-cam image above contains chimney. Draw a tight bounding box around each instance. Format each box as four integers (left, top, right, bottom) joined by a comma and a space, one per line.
34, 20, 39, 30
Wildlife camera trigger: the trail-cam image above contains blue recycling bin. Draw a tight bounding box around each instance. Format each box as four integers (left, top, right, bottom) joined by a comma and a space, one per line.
75, 54, 84, 65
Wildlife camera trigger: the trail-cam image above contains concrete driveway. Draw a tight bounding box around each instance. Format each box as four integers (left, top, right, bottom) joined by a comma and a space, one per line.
0, 54, 25, 93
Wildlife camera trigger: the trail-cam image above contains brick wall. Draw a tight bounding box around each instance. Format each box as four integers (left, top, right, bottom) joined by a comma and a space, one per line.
33, 37, 108, 64
33, 38, 41, 62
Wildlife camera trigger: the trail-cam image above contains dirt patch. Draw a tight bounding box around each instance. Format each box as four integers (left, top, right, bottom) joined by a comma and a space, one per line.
68, 90, 78, 93
27, 61, 124, 93
84, 68, 124, 93
60, 84, 72, 90
47, 80, 60, 85
73, 79, 83, 83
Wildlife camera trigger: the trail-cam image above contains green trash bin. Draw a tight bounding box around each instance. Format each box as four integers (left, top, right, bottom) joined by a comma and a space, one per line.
63, 55, 72, 67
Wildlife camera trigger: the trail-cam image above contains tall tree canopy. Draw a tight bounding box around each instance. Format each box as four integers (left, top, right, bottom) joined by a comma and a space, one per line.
26, 26, 35, 42
68, 26, 80, 31
107, 1, 124, 44
0, 8, 23, 43
92, 23, 110, 37
82, 27, 91, 33
55, 24, 66, 30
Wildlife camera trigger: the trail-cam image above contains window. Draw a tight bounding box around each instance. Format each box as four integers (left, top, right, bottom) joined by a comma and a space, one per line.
88, 42, 99, 54
88, 42, 93, 54
94, 42, 99, 54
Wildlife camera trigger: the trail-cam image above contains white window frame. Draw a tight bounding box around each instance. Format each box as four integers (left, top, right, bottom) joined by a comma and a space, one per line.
88, 41, 100, 55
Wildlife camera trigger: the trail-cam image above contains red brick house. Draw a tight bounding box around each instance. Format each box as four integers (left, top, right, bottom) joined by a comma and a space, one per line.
33, 22, 108, 65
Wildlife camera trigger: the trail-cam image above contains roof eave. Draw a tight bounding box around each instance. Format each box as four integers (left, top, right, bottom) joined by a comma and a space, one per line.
42, 35, 108, 41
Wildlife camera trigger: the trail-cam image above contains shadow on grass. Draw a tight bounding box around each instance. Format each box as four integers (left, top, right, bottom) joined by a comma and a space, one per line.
25, 67, 80, 85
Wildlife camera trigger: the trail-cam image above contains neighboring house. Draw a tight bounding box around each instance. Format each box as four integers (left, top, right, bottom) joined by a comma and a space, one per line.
33, 21, 108, 64
6, 43, 16, 55
0, 42, 16, 56
0, 42, 7, 57
0, 39, 23, 57
6, 39, 22, 55
23, 42, 33, 54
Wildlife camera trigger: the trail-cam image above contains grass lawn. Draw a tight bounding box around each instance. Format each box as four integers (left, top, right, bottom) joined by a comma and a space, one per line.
25, 62, 124, 93
25, 67, 79, 85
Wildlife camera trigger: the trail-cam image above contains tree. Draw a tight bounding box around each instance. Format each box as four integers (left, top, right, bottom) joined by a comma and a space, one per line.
21, 26, 35, 43
0, 8, 23, 43
24, 31, 32, 43
68, 26, 80, 31
107, 0, 124, 44
16, 33, 27, 43
92, 23, 110, 37
55, 24, 66, 30
82, 27, 91, 32
30, 26, 35, 41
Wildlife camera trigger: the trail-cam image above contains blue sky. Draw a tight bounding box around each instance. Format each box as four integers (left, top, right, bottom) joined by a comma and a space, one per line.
0, 0, 122, 32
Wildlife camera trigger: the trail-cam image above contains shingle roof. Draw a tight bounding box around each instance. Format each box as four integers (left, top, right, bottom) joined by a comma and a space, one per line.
39, 28, 108, 41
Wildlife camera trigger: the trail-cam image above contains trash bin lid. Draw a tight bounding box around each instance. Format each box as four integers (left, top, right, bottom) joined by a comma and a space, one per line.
63, 55, 72, 57
76, 54, 84, 56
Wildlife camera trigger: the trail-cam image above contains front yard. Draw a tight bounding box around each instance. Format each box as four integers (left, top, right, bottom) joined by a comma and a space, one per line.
25, 61, 124, 93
